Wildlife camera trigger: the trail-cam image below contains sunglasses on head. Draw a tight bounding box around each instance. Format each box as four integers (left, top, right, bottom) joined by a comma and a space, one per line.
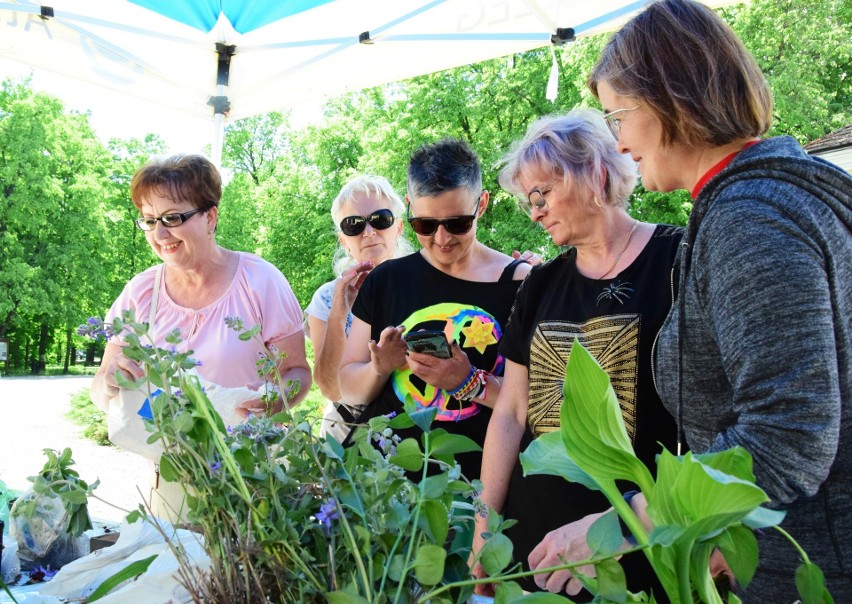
339, 209, 396, 236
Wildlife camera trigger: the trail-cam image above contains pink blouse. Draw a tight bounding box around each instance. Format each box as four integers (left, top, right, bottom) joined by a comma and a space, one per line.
106, 252, 303, 388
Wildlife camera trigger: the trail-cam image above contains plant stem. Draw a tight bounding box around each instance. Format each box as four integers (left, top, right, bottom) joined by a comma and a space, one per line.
418, 546, 645, 602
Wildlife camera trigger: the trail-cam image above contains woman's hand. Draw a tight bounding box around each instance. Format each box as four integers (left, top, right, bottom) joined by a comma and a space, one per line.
367, 326, 408, 377
332, 261, 373, 315
406, 341, 473, 392
101, 347, 145, 399
528, 511, 610, 595
512, 249, 543, 266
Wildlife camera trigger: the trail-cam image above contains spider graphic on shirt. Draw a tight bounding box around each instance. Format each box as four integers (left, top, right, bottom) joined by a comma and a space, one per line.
597, 280, 635, 305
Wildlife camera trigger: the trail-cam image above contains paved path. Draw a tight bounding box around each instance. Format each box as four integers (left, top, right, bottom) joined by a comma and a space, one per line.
0, 375, 149, 525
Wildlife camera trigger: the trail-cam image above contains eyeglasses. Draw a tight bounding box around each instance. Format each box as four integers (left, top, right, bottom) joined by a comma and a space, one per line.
519, 187, 553, 216
603, 105, 639, 139
339, 209, 396, 236
135, 208, 203, 231
408, 214, 477, 236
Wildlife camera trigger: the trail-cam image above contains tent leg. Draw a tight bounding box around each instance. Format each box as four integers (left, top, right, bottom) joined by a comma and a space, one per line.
211, 111, 224, 169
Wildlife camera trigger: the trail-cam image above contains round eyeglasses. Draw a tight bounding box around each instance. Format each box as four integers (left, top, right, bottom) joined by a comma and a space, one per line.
603, 105, 639, 139
518, 187, 552, 216
339, 209, 396, 236
135, 208, 202, 231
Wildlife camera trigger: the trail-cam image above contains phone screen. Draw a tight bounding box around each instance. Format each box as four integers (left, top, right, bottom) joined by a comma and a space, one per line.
404, 330, 452, 359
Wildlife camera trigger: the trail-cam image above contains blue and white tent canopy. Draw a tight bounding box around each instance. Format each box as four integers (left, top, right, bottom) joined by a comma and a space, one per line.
0, 0, 735, 161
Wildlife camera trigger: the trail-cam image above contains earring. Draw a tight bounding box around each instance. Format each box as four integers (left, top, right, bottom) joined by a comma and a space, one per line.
594, 196, 603, 208
208, 231, 213, 240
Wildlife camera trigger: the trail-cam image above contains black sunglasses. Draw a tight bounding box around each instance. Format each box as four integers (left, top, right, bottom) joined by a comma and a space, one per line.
339, 209, 396, 236
407, 213, 477, 236
135, 208, 203, 231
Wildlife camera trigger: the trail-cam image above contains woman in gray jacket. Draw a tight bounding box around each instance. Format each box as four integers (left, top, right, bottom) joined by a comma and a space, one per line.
531, 0, 851, 600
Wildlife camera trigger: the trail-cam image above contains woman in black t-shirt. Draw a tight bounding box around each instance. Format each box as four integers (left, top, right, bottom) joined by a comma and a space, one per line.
338, 139, 531, 481
472, 110, 681, 599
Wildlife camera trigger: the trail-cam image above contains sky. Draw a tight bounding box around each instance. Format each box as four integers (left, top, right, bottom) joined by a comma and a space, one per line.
0, 58, 323, 155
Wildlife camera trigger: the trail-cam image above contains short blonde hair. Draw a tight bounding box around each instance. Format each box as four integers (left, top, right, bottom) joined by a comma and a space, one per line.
499, 109, 637, 208
330, 175, 413, 276
588, 0, 772, 148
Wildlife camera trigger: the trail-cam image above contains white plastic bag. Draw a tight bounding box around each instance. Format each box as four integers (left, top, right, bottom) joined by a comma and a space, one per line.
107, 376, 259, 461
1, 532, 21, 585
36, 518, 209, 604
8, 491, 89, 571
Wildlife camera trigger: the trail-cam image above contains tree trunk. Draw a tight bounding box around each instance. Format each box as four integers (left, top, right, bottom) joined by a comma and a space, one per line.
36, 322, 49, 374
64, 326, 72, 373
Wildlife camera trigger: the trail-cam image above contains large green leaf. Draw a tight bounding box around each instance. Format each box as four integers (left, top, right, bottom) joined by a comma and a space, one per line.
560, 342, 653, 491
422, 499, 450, 545
480, 532, 514, 576
430, 431, 482, 457
715, 525, 758, 590
692, 447, 755, 483
795, 562, 834, 604
389, 437, 424, 472
519, 431, 601, 492
587, 510, 625, 557
414, 543, 447, 586
87, 555, 157, 602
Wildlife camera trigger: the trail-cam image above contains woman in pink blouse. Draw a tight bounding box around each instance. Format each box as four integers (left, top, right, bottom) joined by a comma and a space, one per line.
91, 154, 311, 416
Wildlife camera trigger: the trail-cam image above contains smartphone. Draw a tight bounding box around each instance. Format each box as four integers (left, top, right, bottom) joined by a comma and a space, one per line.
403, 330, 452, 359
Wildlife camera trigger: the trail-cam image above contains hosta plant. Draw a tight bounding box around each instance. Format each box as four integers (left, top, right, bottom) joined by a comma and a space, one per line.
517, 341, 833, 604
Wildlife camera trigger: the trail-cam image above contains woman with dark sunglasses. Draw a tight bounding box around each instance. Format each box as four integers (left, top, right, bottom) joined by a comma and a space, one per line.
304, 175, 414, 442
338, 138, 532, 481
90, 154, 311, 519
472, 110, 683, 599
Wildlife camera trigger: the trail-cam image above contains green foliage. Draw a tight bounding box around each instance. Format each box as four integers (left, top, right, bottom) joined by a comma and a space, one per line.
521, 342, 832, 603
105, 311, 508, 603
724, 0, 852, 143
66, 388, 110, 446
17, 448, 98, 538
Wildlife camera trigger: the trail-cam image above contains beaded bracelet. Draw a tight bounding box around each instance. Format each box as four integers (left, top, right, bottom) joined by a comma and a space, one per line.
456, 369, 488, 402
447, 366, 477, 398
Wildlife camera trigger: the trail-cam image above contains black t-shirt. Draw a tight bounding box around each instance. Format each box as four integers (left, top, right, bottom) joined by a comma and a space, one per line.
500, 224, 682, 597
351, 252, 525, 480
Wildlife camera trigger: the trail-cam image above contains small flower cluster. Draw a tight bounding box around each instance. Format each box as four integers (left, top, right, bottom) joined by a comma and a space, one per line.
76, 316, 114, 339
371, 428, 402, 457
227, 419, 286, 444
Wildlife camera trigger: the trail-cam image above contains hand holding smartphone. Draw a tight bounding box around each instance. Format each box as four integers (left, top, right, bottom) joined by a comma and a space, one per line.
403, 330, 452, 359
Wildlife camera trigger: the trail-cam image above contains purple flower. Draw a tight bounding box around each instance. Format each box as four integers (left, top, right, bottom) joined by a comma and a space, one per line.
31, 565, 57, 582
195, 360, 203, 366
385, 411, 397, 419
87, 317, 99, 325
316, 499, 339, 533
209, 461, 222, 475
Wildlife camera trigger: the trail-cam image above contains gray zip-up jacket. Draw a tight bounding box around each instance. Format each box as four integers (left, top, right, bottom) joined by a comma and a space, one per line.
656, 136, 852, 600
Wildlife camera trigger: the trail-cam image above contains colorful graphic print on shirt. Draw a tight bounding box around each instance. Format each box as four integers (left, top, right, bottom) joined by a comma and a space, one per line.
392, 302, 505, 422
528, 314, 641, 439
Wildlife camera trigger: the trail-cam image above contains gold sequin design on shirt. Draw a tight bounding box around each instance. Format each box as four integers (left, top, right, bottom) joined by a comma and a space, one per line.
527, 314, 640, 441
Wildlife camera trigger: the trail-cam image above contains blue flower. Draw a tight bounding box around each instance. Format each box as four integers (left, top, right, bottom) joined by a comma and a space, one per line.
210, 461, 222, 476
316, 499, 339, 533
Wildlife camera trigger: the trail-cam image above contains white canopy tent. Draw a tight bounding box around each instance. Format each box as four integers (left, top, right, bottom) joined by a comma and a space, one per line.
0, 0, 734, 164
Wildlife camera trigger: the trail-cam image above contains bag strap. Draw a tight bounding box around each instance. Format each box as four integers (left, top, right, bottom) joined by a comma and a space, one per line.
149, 264, 163, 338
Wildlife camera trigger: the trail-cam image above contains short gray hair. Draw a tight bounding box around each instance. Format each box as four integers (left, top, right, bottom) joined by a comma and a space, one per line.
499, 109, 637, 209
329, 175, 413, 276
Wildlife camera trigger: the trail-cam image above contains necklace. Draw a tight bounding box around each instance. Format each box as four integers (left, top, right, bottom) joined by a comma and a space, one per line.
598, 219, 639, 280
